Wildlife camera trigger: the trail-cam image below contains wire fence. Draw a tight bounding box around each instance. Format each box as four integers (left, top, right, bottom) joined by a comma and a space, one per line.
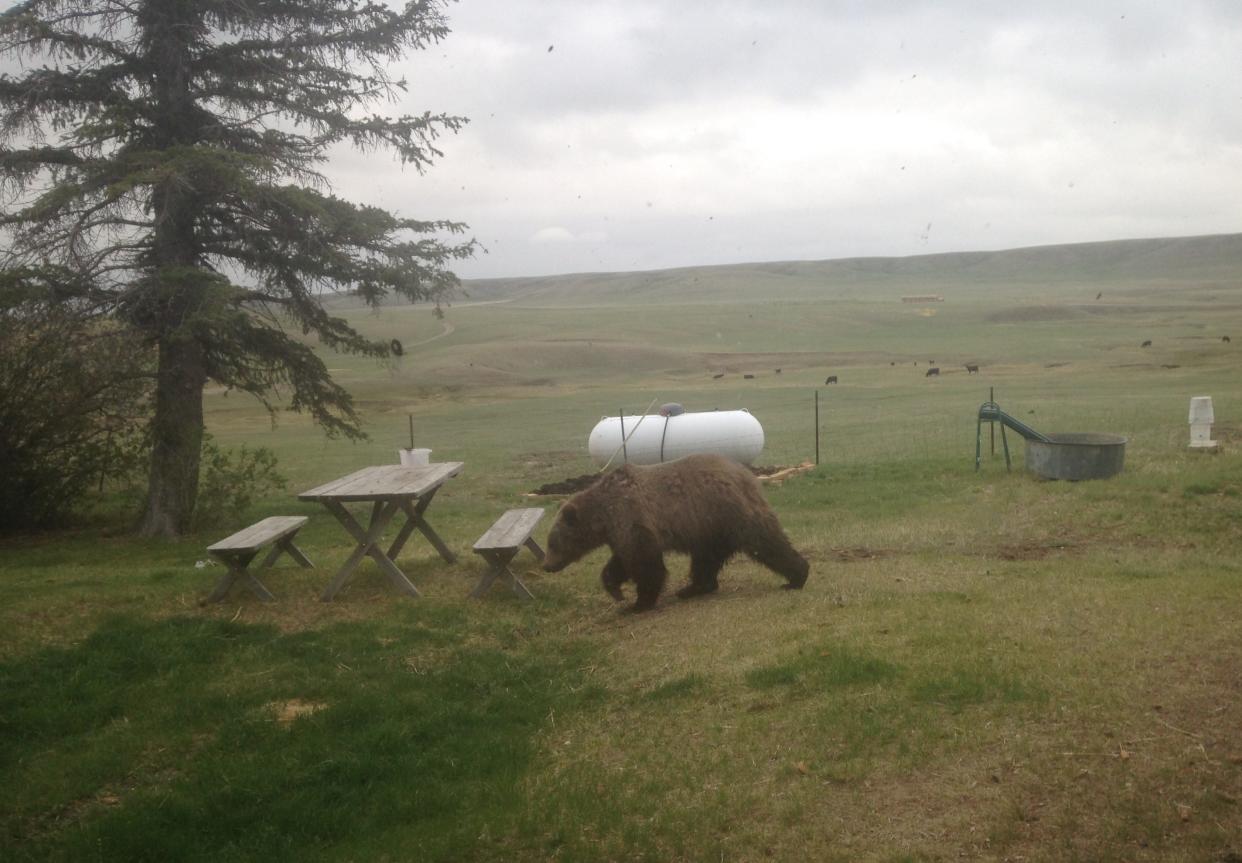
595, 389, 1199, 472
345, 385, 1211, 484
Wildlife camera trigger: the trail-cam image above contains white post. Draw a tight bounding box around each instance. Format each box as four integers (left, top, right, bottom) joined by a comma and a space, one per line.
1188, 396, 1217, 450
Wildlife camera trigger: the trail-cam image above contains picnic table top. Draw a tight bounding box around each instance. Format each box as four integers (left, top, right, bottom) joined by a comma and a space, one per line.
297, 462, 464, 503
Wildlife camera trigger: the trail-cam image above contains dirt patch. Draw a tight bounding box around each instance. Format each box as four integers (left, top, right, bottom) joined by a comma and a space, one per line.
529, 474, 600, 496
830, 546, 891, 563
266, 699, 327, 725
995, 541, 1078, 561
754, 462, 816, 484
699, 350, 893, 370
987, 305, 1083, 324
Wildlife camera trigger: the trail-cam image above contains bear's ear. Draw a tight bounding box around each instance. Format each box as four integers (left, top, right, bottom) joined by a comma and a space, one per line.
559, 501, 579, 527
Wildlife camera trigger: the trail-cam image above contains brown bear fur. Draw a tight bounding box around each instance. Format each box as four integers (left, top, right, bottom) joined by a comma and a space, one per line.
541, 453, 809, 611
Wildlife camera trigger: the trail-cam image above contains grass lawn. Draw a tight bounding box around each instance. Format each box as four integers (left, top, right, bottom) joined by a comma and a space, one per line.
3, 249, 1242, 861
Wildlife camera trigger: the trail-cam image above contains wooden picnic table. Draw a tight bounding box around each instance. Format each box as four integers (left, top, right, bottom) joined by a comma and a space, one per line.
297, 462, 463, 601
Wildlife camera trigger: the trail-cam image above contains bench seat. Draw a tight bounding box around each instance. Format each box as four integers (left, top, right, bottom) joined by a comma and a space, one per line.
203, 516, 313, 603
471, 508, 545, 599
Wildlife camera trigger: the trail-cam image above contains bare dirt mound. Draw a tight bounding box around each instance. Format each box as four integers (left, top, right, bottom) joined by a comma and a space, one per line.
986, 305, 1083, 324
529, 474, 600, 496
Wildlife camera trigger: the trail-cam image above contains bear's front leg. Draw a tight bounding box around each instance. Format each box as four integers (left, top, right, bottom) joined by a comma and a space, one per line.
676, 549, 730, 599
600, 555, 626, 602
627, 552, 667, 612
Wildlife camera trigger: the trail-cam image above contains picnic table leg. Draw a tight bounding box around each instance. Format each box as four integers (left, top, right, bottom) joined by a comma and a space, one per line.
321, 500, 420, 600
385, 500, 422, 559
388, 492, 457, 564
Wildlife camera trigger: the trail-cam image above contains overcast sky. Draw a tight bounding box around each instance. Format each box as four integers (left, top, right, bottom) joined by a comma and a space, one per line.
331, 0, 1242, 279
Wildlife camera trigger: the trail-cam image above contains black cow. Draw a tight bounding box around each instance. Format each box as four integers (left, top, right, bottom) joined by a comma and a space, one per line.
1224, 336, 1232, 343
925, 367, 940, 377
825, 375, 838, 384
712, 373, 725, 379
965, 364, 979, 374
743, 374, 755, 379
774, 368, 782, 374
1141, 340, 1152, 348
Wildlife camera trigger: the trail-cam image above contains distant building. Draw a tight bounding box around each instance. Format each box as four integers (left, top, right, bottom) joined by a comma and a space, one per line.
901, 294, 944, 303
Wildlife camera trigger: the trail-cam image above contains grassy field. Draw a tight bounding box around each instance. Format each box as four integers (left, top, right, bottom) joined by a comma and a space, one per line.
3, 235, 1242, 861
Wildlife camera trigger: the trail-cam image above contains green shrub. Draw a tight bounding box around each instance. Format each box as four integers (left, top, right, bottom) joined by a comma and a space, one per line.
0, 281, 149, 531
192, 436, 287, 529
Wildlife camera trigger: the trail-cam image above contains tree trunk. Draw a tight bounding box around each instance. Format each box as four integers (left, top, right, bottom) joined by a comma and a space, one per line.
135, 0, 205, 538
137, 336, 206, 538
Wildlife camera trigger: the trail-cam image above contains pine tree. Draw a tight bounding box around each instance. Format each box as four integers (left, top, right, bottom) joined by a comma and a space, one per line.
0, 0, 475, 536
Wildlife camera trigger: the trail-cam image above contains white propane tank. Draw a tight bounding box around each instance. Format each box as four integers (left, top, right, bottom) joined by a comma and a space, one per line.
588, 410, 764, 467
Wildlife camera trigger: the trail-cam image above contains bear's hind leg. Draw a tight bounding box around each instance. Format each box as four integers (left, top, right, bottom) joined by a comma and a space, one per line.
676, 548, 730, 599
746, 529, 810, 590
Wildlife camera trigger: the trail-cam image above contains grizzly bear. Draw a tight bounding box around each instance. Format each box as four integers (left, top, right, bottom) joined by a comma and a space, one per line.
541, 453, 809, 611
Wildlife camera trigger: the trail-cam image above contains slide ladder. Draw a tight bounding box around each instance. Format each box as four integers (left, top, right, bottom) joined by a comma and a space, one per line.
976, 401, 1051, 471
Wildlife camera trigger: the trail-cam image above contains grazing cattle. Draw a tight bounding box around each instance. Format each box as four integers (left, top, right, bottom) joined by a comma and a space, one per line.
1096, 292, 1102, 300
929, 360, 935, 365
743, 374, 755, 380
965, 363, 979, 374
825, 375, 838, 385
774, 368, 782, 374
890, 362, 895, 366
925, 367, 940, 377
1224, 336, 1232, 343
1141, 340, 1152, 348
1162, 364, 1181, 369
712, 373, 725, 379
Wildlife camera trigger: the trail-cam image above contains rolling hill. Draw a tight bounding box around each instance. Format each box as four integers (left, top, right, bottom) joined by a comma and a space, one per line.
458, 232, 1242, 306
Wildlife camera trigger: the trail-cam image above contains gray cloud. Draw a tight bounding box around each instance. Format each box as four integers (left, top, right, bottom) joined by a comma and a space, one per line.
327, 0, 1242, 278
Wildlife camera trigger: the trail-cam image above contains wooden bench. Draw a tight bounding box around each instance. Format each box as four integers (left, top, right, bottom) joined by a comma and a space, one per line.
202, 516, 314, 603
471, 508, 545, 599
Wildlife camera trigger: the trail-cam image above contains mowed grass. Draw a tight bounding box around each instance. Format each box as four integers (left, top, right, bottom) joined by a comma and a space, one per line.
3, 250, 1242, 861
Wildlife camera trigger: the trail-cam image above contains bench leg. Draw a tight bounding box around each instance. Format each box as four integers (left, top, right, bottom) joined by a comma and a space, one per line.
523, 537, 546, 563
259, 535, 314, 569
243, 572, 277, 602
203, 552, 276, 604
472, 549, 534, 600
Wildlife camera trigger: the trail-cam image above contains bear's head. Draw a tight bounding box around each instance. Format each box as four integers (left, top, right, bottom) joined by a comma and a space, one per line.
542, 498, 607, 572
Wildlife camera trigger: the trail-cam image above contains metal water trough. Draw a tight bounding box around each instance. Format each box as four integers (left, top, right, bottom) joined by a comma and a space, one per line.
1024, 433, 1127, 481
